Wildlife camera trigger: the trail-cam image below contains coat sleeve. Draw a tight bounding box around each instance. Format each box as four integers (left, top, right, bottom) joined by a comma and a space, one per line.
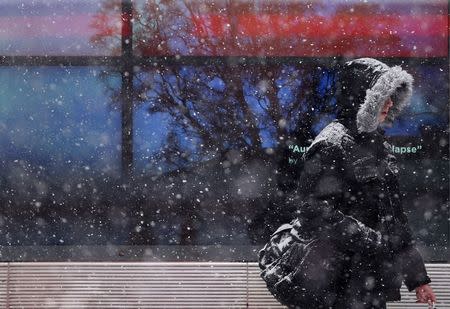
384, 170, 431, 292
288, 142, 388, 255
391, 192, 432, 291
399, 245, 432, 292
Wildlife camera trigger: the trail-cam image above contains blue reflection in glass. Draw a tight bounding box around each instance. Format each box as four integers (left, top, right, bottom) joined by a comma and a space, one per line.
0, 66, 121, 178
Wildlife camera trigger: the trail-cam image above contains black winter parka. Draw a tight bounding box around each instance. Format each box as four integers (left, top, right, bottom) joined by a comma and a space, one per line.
289, 58, 431, 302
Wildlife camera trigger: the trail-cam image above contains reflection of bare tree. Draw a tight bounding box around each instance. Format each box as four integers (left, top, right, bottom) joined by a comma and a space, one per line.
90, 1, 122, 56
128, 1, 405, 57
90, 0, 407, 243
90, 0, 407, 172
91, 1, 346, 171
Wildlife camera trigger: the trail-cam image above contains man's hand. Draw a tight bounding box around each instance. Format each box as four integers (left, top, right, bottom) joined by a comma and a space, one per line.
415, 284, 436, 306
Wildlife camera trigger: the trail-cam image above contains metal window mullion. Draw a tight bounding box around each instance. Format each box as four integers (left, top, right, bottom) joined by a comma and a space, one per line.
0, 56, 447, 67
121, 0, 134, 180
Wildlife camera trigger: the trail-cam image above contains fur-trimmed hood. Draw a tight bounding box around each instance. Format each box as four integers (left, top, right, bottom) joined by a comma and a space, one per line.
335, 58, 414, 134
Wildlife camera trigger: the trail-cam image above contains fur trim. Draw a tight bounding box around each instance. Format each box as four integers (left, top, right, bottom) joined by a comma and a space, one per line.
356, 66, 413, 133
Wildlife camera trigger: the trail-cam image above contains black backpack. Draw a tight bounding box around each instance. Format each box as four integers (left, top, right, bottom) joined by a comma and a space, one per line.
258, 218, 349, 308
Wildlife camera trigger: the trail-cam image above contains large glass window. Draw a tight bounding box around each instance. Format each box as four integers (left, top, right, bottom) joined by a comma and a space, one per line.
0, 67, 121, 246
0, 0, 448, 261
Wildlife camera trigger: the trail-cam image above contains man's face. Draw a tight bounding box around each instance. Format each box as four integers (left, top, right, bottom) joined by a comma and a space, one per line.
378, 97, 393, 123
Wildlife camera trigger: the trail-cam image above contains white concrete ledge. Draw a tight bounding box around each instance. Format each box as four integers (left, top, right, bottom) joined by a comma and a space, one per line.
0, 262, 447, 308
